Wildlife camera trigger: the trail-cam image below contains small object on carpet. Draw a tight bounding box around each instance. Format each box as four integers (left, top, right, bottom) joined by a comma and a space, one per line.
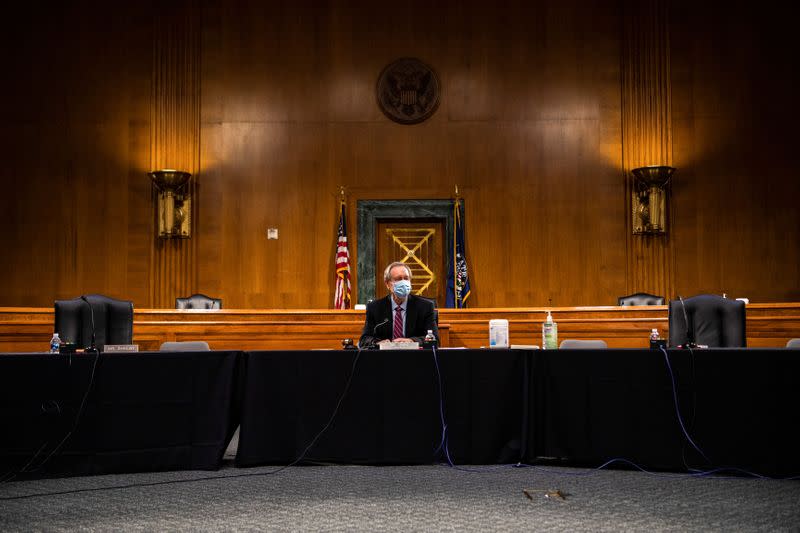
523, 488, 567, 501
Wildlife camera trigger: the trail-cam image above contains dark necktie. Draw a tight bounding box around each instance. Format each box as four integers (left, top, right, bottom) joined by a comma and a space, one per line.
393, 306, 403, 339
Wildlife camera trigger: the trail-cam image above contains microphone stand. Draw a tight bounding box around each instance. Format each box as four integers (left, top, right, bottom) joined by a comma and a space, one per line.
80, 295, 98, 353
677, 296, 697, 349
359, 318, 389, 350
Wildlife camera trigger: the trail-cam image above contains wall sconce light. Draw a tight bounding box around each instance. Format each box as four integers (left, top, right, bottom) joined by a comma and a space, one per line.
148, 169, 192, 238
631, 165, 675, 235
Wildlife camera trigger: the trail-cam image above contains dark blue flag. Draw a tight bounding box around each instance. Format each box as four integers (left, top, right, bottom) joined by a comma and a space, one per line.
446, 198, 471, 308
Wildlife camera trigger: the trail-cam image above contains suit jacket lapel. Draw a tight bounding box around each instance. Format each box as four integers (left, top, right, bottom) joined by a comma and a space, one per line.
404, 295, 417, 336
381, 296, 393, 335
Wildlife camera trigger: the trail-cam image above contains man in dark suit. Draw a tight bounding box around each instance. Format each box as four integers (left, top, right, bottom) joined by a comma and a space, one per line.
359, 261, 439, 348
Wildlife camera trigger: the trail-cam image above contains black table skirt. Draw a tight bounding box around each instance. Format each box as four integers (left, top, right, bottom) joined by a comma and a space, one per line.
0, 351, 240, 478
3, 348, 798, 478
529, 348, 800, 477
235, 349, 526, 466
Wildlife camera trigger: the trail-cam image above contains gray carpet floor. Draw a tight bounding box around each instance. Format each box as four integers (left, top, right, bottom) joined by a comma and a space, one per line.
2, 461, 799, 532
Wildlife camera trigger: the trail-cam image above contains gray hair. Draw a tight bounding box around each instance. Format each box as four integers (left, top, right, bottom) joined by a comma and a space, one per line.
383, 262, 412, 282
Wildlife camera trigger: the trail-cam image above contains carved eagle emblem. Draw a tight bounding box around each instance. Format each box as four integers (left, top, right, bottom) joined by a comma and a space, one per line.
377, 58, 440, 124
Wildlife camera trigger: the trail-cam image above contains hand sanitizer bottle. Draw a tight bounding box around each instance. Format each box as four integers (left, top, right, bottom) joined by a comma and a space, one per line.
542, 311, 558, 350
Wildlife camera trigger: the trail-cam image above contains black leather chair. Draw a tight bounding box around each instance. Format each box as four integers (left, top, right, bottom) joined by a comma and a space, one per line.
176, 293, 222, 310
618, 292, 665, 306
418, 296, 438, 325
668, 294, 746, 348
54, 294, 134, 351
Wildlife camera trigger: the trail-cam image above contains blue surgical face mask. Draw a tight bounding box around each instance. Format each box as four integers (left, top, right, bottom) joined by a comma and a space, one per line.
392, 279, 411, 298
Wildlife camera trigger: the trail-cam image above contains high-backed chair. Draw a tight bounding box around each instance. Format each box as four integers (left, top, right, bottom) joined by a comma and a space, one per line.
618, 292, 665, 306
159, 341, 210, 351
787, 339, 800, 349
559, 339, 608, 349
668, 294, 746, 348
176, 293, 222, 310
54, 294, 134, 351
418, 296, 438, 325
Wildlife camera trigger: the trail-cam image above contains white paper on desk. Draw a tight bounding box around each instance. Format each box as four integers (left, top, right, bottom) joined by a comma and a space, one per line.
379, 341, 420, 350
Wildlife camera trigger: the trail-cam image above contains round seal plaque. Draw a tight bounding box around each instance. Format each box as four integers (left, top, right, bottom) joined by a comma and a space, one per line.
376, 58, 440, 124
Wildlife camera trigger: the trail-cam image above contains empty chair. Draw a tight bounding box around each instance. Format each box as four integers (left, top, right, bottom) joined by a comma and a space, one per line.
559, 339, 608, 349
159, 341, 210, 351
54, 294, 133, 351
668, 294, 746, 348
787, 339, 800, 348
176, 293, 222, 310
618, 292, 665, 306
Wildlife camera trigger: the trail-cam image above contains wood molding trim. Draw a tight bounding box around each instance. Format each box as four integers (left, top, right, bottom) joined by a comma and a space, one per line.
2, 304, 798, 353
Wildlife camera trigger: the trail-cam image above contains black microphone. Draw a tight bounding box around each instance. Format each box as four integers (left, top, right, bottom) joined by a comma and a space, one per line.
80, 295, 98, 353
359, 318, 389, 350
374, 318, 389, 335
677, 296, 696, 349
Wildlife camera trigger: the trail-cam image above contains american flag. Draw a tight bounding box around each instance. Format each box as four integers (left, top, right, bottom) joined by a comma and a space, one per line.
334, 202, 352, 309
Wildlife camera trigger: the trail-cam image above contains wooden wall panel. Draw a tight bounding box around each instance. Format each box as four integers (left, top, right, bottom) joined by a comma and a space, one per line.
197, 0, 626, 309
0, 3, 153, 307
150, 3, 201, 307
0, 1, 797, 310
669, 3, 800, 302
621, 0, 674, 299
2, 304, 798, 353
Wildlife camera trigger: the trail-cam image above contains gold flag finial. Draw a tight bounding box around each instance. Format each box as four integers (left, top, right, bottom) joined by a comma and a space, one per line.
339, 186, 346, 202
454, 184, 459, 199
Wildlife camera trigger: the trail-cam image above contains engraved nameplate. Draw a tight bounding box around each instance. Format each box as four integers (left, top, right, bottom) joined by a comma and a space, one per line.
379, 341, 420, 350
103, 344, 139, 353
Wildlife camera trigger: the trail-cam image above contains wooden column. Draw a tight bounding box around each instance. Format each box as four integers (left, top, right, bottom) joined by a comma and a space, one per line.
621, 0, 674, 300
149, 3, 201, 308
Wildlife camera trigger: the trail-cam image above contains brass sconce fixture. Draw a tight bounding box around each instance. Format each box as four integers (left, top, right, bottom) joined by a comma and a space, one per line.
631, 165, 675, 235
148, 169, 192, 238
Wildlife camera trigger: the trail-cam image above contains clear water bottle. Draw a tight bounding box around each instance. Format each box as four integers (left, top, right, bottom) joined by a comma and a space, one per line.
50, 332, 61, 354
542, 311, 558, 350
423, 329, 437, 349
649, 328, 664, 350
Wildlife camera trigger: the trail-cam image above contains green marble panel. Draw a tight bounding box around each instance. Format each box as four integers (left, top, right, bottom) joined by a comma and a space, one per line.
357, 199, 456, 304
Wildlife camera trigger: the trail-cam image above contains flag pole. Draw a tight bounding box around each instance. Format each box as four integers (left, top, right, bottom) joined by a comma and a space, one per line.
334, 186, 352, 310
452, 186, 459, 306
